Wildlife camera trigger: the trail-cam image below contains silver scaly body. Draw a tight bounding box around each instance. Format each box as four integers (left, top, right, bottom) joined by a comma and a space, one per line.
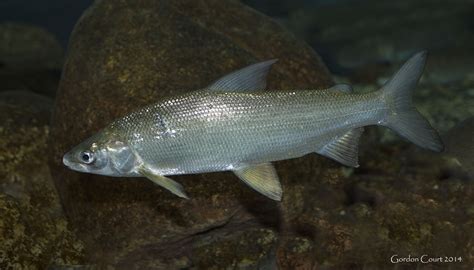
111, 90, 382, 174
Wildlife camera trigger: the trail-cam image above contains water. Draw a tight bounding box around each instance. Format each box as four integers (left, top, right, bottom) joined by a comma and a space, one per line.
1, 0, 473, 269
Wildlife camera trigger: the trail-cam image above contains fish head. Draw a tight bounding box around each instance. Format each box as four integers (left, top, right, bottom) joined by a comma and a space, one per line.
62, 130, 138, 176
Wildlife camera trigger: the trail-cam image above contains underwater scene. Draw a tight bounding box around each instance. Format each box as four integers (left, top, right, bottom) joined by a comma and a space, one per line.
0, 0, 473, 269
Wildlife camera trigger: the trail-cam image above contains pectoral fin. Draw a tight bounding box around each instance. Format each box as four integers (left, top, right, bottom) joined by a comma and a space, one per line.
317, 128, 364, 167
206, 59, 278, 92
139, 166, 189, 199
233, 163, 282, 201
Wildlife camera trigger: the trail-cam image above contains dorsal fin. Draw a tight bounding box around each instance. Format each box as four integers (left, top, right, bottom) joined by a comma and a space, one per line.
327, 84, 353, 93
317, 128, 364, 167
206, 59, 278, 92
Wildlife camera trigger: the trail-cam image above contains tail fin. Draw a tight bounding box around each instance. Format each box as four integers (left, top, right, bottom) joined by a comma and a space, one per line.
380, 51, 444, 152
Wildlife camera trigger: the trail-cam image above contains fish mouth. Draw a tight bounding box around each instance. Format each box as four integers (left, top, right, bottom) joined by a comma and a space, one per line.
62, 152, 73, 167
62, 152, 86, 172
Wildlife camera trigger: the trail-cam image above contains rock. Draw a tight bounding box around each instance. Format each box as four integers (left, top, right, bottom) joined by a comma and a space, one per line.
0, 68, 61, 98
241, 0, 310, 17
0, 22, 63, 70
0, 23, 63, 97
0, 91, 85, 269
414, 81, 474, 133
49, 0, 334, 268
0, 90, 53, 113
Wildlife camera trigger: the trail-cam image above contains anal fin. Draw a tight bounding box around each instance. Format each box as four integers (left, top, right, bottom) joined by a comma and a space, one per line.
139, 166, 189, 199
317, 128, 364, 167
233, 163, 282, 201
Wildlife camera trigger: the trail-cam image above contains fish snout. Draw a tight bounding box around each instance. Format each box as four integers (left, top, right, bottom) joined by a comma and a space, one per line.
62, 152, 72, 167
62, 151, 85, 172
62, 152, 78, 169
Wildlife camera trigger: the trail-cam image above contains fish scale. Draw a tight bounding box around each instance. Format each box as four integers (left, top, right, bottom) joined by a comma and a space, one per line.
111, 90, 383, 175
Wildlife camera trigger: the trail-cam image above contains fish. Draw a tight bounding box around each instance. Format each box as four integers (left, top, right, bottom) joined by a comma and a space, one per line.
63, 51, 443, 201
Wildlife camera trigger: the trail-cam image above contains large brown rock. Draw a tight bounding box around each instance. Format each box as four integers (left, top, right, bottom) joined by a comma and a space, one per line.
50, 0, 334, 268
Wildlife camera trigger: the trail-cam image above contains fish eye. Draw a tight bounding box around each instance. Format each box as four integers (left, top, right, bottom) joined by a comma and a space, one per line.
80, 151, 95, 164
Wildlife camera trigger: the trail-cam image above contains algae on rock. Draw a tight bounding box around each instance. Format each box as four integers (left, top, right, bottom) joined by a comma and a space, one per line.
0, 91, 85, 269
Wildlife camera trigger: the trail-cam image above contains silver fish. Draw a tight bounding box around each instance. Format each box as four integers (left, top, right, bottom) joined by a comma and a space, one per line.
63, 51, 443, 200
